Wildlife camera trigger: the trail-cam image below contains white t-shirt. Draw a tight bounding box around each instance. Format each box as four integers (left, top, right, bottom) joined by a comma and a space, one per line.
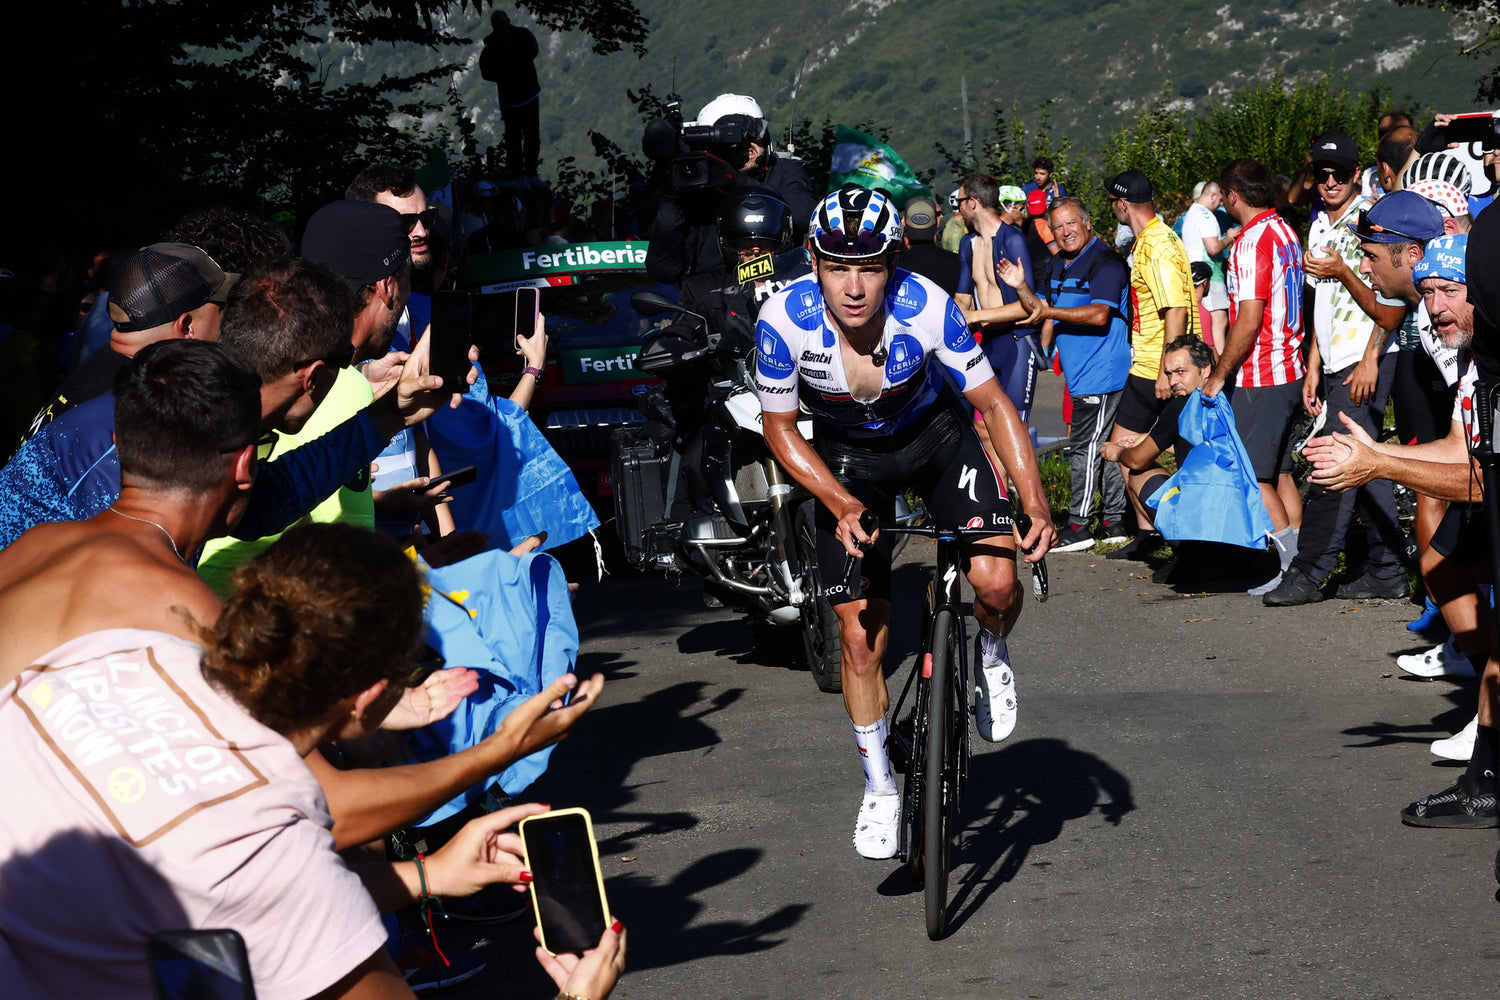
1305, 197, 1394, 374
0, 629, 386, 1000
1179, 202, 1218, 264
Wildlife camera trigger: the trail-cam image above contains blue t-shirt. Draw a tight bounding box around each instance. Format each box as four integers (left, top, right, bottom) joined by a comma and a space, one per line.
1044, 237, 1131, 396
1022, 180, 1068, 204
955, 224, 1036, 337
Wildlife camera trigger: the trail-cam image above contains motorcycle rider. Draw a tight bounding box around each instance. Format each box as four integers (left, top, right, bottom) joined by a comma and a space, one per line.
645, 94, 816, 285
755, 185, 1057, 859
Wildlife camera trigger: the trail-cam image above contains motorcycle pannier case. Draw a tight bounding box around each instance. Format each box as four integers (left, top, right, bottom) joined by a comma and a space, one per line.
610, 426, 671, 568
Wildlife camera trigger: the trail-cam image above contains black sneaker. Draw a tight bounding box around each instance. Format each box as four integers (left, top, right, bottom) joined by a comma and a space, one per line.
1094, 518, 1129, 545
1106, 530, 1162, 561
1336, 571, 1408, 601
1262, 565, 1327, 607
1399, 779, 1499, 829
1054, 521, 1096, 552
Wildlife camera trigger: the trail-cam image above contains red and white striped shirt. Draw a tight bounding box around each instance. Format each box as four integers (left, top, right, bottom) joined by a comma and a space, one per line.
1227, 210, 1306, 388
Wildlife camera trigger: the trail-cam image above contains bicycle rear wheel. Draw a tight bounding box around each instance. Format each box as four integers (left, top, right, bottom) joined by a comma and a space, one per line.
923, 609, 957, 940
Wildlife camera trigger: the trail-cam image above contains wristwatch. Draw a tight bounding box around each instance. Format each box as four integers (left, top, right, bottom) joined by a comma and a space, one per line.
523, 365, 545, 383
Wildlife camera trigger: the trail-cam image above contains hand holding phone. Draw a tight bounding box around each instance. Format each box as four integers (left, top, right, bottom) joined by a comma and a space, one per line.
429, 290, 478, 391
520, 807, 611, 955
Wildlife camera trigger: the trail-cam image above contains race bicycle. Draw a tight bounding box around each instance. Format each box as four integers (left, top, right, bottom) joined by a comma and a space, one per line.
851, 510, 1048, 939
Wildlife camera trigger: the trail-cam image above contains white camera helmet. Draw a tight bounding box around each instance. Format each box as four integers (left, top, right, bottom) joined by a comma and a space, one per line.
696, 93, 771, 149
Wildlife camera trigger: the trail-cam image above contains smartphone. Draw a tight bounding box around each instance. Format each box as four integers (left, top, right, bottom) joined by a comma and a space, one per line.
1434, 111, 1500, 149
148, 929, 256, 1000
519, 807, 610, 956
434, 464, 478, 489
513, 286, 541, 351
428, 290, 476, 392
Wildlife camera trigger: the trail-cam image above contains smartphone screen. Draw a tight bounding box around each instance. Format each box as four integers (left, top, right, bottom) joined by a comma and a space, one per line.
514, 286, 541, 351
428, 290, 476, 391
520, 808, 609, 955
149, 929, 256, 1000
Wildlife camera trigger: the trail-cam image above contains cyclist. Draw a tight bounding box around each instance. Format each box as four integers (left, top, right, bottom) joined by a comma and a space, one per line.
755, 185, 1056, 859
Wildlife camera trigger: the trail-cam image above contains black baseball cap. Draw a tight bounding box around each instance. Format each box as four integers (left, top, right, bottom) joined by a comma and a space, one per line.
301, 200, 411, 286
107, 243, 238, 333
1310, 131, 1359, 168
1103, 170, 1154, 204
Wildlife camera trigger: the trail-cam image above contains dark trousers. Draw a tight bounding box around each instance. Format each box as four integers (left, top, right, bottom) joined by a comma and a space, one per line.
1068, 389, 1126, 522
1292, 354, 1404, 582
502, 96, 540, 176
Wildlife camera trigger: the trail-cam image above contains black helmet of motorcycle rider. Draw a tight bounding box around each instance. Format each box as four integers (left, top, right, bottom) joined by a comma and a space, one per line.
717, 187, 794, 267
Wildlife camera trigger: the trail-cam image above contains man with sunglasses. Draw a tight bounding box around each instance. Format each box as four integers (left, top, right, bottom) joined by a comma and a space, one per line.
756, 186, 1056, 859
1263, 132, 1406, 605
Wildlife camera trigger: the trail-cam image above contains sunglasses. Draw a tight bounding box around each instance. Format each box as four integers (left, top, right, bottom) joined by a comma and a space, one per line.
403, 644, 445, 688
1356, 208, 1428, 244
813, 227, 892, 258
1315, 165, 1355, 184
401, 208, 439, 234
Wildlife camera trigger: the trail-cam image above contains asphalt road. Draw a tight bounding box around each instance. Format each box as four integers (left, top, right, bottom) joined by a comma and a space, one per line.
449, 540, 1500, 1000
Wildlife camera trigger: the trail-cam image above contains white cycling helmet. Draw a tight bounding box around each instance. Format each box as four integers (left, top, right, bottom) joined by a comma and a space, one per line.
809, 185, 902, 261
696, 93, 770, 148
1403, 151, 1473, 197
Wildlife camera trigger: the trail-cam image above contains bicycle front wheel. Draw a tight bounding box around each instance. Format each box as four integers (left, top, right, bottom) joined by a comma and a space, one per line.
923, 609, 957, 940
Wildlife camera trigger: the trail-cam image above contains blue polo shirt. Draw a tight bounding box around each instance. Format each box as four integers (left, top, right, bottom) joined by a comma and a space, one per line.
1045, 237, 1130, 395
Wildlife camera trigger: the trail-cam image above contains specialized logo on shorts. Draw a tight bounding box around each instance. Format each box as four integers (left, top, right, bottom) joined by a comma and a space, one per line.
957, 464, 979, 502
791, 286, 824, 331
756, 324, 795, 377
885, 334, 923, 381
17, 648, 268, 847
889, 276, 927, 320
944, 300, 976, 352
967, 516, 984, 528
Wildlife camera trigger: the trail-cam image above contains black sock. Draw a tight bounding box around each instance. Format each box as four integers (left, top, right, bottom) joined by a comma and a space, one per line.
1462, 724, 1499, 795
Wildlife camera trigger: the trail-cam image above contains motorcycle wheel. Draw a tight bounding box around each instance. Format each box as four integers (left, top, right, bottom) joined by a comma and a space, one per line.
792, 498, 843, 694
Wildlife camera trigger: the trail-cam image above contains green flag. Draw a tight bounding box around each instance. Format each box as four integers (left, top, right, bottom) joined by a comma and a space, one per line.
827, 125, 931, 207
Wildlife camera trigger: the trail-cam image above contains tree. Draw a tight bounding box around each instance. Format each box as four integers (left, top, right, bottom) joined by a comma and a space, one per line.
1396, 0, 1500, 102
2, 0, 648, 268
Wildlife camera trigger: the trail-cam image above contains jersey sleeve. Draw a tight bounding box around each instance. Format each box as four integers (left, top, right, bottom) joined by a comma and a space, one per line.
955, 232, 976, 296
934, 294, 995, 391
1145, 232, 1193, 310
1089, 256, 1129, 310
753, 294, 802, 414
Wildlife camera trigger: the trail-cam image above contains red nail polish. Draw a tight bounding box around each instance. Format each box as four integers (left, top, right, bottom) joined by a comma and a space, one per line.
537, 803, 551, 810
519, 871, 534, 883
610, 920, 623, 934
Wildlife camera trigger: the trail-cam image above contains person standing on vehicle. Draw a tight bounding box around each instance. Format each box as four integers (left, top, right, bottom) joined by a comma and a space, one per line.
478, 10, 541, 179
754, 186, 1056, 859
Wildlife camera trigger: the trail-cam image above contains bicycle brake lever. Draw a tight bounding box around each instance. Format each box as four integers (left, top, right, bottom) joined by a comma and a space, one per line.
1013, 511, 1050, 604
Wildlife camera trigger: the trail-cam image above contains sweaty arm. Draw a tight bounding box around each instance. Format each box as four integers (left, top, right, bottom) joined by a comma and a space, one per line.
761, 409, 870, 557
962, 377, 1055, 558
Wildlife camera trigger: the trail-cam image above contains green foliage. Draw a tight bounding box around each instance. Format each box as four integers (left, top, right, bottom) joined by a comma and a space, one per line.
1396, 0, 1500, 101
1098, 72, 1414, 221
933, 100, 1083, 199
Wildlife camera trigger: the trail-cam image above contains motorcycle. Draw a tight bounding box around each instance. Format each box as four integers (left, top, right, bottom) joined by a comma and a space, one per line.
608, 287, 844, 693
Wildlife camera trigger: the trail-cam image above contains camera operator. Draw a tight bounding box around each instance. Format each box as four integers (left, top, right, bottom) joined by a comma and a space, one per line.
644, 94, 815, 285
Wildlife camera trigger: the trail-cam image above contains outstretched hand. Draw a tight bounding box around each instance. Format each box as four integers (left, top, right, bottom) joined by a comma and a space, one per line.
426, 802, 550, 898
485, 673, 605, 764
380, 667, 480, 731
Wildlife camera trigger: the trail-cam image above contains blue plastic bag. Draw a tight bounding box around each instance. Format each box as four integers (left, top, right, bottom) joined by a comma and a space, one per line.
1145, 389, 1273, 549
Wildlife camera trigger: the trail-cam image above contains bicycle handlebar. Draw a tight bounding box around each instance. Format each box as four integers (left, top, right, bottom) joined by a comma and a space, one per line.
838, 509, 1049, 602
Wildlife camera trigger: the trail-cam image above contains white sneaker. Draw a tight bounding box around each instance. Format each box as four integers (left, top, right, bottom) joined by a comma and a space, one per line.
1397, 640, 1477, 679
975, 637, 1018, 743
853, 790, 900, 859
1433, 715, 1480, 760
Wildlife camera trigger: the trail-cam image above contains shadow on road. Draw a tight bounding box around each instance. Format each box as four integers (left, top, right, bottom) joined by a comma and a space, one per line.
874, 738, 1134, 934
1341, 679, 1476, 753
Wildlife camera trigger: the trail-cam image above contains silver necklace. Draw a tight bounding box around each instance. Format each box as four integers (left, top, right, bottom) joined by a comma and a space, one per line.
107, 506, 184, 563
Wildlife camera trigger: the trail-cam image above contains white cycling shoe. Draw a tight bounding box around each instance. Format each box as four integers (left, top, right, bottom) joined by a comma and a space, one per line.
1433, 715, 1479, 761
853, 790, 900, 859
1397, 640, 1477, 679
975, 635, 1018, 743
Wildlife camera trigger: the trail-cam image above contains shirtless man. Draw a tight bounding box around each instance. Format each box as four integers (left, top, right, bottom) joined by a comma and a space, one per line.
0, 340, 601, 849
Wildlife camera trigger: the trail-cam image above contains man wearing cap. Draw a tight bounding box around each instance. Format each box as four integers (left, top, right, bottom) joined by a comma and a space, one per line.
897, 195, 961, 296
1263, 134, 1406, 605
21, 243, 237, 442
955, 174, 1040, 428
996, 196, 1132, 552
940, 190, 968, 253
1305, 232, 1500, 832
1104, 168, 1200, 539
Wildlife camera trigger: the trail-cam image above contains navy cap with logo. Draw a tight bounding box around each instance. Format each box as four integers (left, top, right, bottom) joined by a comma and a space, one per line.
1103, 170, 1153, 204
1356, 191, 1445, 245
301, 200, 411, 286
902, 196, 940, 240
107, 243, 239, 333
1310, 131, 1359, 168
